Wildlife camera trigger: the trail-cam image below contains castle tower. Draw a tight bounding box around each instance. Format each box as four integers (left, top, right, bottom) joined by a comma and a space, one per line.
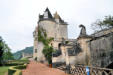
38, 8, 68, 39
33, 8, 68, 61
54, 12, 68, 39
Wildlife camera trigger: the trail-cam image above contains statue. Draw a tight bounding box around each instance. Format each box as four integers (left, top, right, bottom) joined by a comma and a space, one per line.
79, 24, 86, 37
61, 37, 66, 45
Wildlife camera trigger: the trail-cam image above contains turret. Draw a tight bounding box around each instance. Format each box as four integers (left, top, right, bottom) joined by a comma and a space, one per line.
54, 12, 68, 25
39, 8, 54, 21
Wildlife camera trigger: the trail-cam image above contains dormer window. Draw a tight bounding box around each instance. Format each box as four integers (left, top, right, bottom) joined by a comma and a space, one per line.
44, 11, 48, 19
55, 19, 59, 23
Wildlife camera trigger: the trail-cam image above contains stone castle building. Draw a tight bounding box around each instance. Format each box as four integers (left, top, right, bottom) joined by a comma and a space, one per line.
33, 8, 71, 62
22, 52, 33, 60
33, 8, 113, 68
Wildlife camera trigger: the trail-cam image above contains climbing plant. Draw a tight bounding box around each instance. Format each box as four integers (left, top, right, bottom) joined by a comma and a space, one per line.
0, 37, 4, 65
38, 27, 54, 64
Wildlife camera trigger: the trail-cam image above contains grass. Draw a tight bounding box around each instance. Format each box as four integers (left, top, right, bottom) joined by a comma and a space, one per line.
20, 57, 28, 60
0, 66, 10, 75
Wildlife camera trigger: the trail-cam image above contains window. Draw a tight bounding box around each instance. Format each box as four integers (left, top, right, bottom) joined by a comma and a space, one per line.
35, 49, 37, 53
44, 11, 48, 19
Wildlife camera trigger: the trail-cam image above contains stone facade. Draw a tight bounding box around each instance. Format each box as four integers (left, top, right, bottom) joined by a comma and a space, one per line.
88, 28, 113, 68
33, 8, 113, 68
22, 52, 33, 58
33, 8, 68, 62
52, 24, 113, 68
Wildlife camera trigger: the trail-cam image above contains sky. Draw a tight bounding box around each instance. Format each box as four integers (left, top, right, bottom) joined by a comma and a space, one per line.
0, 0, 113, 52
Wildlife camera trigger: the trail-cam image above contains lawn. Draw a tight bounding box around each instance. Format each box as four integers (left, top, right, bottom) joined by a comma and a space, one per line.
0, 66, 10, 75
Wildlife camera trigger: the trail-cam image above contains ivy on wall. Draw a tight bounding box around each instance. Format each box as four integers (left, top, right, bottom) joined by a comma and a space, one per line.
38, 27, 54, 64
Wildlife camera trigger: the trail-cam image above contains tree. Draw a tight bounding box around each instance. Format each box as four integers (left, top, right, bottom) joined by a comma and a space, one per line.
0, 36, 14, 65
3, 44, 14, 60
0, 37, 4, 65
91, 15, 113, 31
43, 46, 54, 64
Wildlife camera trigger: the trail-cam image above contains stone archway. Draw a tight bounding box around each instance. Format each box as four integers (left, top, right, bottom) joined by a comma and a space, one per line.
58, 43, 61, 50
34, 57, 37, 61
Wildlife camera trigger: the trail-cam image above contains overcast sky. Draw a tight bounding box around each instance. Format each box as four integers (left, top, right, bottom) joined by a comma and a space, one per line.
0, 0, 113, 52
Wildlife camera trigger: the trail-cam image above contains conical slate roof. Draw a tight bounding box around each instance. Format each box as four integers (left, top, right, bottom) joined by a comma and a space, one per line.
54, 12, 60, 19
54, 12, 67, 25
38, 8, 68, 25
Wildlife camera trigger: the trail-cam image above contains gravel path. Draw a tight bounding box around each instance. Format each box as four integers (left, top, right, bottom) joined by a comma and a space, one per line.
22, 61, 67, 75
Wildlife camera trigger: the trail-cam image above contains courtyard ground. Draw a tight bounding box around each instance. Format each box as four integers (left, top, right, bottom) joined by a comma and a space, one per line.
22, 61, 67, 75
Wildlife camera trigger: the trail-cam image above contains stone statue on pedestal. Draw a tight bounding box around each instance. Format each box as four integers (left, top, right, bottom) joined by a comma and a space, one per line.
79, 24, 86, 37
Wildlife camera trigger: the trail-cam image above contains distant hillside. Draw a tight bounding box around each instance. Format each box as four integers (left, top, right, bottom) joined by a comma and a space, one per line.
13, 46, 33, 60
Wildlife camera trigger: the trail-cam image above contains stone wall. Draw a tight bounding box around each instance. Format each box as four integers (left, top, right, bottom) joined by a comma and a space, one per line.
38, 20, 56, 38
88, 33, 113, 68
33, 26, 38, 60
38, 20, 68, 39
22, 53, 33, 58
77, 37, 91, 66
59, 24, 68, 39
52, 28, 113, 68
36, 42, 45, 62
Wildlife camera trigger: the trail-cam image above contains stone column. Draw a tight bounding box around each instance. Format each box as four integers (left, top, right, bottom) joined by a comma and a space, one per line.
60, 45, 66, 59
65, 47, 70, 74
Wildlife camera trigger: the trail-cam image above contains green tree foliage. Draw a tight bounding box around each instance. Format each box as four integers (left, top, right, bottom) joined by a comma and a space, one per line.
38, 27, 54, 64
3, 45, 14, 60
0, 37, 4, 65
43, 46, 54, 64
0, 36, 14, 65
3, 43, 14, 60
91, 15, 113, 31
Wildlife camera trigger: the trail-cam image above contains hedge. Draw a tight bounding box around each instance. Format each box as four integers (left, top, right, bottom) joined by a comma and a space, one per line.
8, 64, 27, 75
5, 60, 29, 66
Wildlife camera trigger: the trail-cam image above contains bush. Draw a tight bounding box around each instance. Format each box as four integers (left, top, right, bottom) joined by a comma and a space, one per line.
8, 67, 17, 75
8, 64, 27, 75
43, 46, 54, 64
5, 60, 29, 66
14, 70, 22, 75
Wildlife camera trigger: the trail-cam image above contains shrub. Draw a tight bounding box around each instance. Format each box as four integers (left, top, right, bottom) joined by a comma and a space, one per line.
6, 60, 29, 66
8, 64, 27, 75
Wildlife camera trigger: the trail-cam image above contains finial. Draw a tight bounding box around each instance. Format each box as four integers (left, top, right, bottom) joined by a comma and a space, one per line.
45, 7, 49, 11
54, 11, 60, 19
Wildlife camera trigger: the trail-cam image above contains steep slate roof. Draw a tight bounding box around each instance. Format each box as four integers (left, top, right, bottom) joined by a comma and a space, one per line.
44, 7, 53, 19
54, 12, 60, 19
38, 8, 67, 25
54, 12, 68, 25
38, 8, 55, 22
